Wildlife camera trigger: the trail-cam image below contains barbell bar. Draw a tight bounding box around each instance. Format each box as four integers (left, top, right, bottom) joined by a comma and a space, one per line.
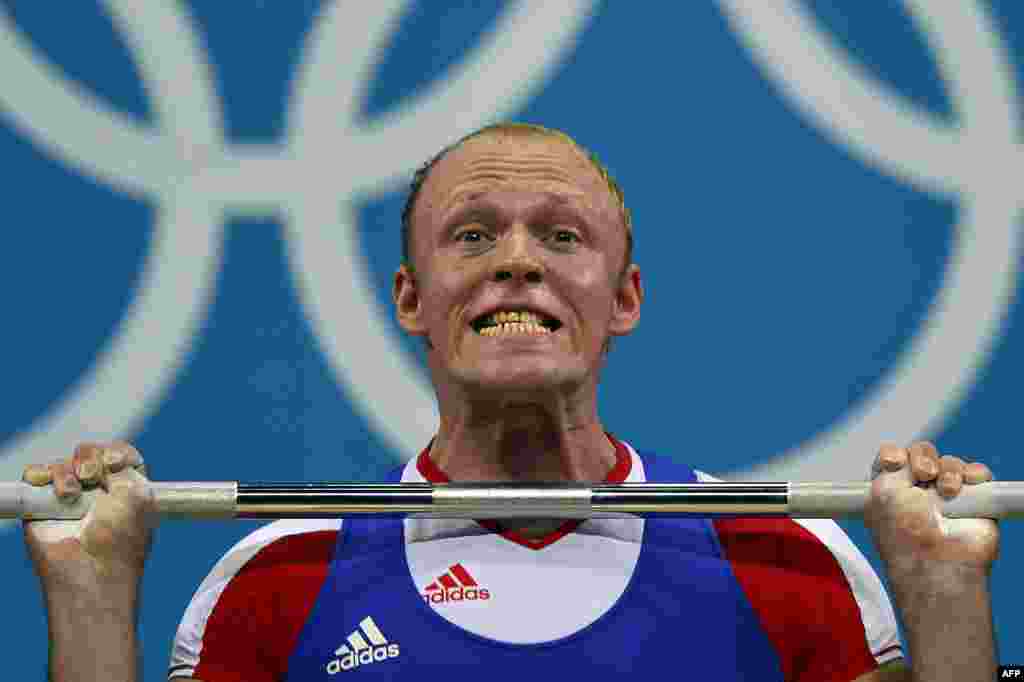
1, 480, 1022, 520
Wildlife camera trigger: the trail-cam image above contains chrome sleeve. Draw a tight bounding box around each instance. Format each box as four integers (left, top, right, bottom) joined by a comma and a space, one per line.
431, 482, 593, 518
155, 482, 237, 519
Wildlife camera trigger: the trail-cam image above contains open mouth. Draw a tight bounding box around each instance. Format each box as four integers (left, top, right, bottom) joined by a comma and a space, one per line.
470, 310, 563, 336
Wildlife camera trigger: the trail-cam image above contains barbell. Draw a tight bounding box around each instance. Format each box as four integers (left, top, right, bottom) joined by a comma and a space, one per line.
1, 479, 1022, 520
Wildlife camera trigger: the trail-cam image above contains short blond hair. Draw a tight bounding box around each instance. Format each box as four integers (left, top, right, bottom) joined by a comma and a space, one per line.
401, 122, 633, 274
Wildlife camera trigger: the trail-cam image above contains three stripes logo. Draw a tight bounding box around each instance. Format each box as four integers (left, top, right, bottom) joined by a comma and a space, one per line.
325, 617, 400, 674
422, 563, 492, 605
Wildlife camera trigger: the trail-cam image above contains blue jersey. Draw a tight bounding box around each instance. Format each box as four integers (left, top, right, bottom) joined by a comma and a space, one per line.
170, 436, 901, 681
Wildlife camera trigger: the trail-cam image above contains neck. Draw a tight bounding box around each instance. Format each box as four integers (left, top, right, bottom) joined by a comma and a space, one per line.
425, 383, 620, 540
428, 400, 617, 483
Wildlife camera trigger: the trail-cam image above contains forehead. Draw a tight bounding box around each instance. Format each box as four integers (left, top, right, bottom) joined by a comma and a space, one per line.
415, 132, 618, 224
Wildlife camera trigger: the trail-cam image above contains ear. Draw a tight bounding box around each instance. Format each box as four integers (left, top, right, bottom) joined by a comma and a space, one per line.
609, 264, 642, 336
393, 263, 429, 336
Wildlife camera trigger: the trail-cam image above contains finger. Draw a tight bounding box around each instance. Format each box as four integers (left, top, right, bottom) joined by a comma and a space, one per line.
104, 441, 143, 474
101, 447, 126, 473
72, 443, 105, 488
875, 444, 907, 475
908, 441, 940, 483
105, 467, 154, 517
963, 462, 994, 484
22, 464, 52, 486
937, 455, 965, 498
47, 462, 81, 501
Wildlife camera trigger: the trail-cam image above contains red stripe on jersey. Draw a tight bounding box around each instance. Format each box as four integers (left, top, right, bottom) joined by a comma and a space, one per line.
439, 574, 459, 590
416, 432, 632, 551
194, 530, 338, 682
713, 518, 879, 682
450, 563, 478, 587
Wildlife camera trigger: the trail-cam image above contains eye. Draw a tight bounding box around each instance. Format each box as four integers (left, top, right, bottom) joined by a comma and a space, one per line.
551, 229, 580, 244
455, 229, 488, 243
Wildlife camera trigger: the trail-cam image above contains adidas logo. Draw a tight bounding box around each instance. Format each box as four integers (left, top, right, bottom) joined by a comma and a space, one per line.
422, 563, 491, 605
325, 617, 400, 674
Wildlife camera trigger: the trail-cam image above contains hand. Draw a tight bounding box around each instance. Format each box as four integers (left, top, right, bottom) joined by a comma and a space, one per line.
21, 441, 157, 590
863, 441, 999, 584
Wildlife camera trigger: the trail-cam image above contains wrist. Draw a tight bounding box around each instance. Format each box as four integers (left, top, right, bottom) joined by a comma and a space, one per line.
40, 561, 142, 606
884, 557, 990, 590
44, 587, 139, 648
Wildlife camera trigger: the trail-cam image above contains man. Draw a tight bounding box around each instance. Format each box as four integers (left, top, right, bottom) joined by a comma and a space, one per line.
23, 123, 998, 681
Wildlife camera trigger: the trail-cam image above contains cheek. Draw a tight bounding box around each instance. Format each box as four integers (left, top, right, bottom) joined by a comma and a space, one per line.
569, 273, 615, 328
427, 278, 470, 342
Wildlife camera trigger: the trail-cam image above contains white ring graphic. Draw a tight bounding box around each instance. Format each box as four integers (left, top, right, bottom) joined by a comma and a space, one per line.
716, 1, 1022, 481
0, 0, 599, 494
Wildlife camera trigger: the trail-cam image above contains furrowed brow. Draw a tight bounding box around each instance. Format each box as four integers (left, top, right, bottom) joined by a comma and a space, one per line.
442, 191, 586, 223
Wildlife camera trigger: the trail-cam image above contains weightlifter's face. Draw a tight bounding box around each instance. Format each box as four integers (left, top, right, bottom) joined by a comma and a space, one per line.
394, 131, 641, 402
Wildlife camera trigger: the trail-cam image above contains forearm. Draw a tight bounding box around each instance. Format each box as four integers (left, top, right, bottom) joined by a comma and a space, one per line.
44, 584, 140, 682
888, 569, 997, 682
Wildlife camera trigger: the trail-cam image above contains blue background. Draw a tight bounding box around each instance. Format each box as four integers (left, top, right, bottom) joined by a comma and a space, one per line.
0, 1, 1020, 677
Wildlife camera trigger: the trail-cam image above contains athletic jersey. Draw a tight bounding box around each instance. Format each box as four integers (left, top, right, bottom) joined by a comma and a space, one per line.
168, 435, 902, 681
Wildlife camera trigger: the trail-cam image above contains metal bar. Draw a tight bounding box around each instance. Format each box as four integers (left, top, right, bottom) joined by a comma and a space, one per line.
0, 480, 1021, 520
591, 483, 788, 516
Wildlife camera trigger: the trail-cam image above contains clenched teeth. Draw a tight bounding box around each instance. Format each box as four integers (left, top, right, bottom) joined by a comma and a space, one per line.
484, 311, 547, 325
471, 309, 561, 335
480, 322, 551, 336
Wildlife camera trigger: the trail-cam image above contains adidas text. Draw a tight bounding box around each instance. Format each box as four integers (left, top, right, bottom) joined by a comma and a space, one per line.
327, 644, 400, 674
327, 617, 399, 674
422, 587, 491, 604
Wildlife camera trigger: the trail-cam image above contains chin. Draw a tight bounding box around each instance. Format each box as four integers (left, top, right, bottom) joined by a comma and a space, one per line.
463, 362, 584, 394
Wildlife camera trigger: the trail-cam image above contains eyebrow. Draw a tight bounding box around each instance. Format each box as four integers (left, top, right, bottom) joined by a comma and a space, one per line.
441, 191, 584, 223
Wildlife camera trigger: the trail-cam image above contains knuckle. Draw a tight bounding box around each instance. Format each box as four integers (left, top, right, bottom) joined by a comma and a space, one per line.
101, 448, 126, 471
940, 470, 961, 485
110, 467, 147, 488
938, 472, 961, 497
908, 441, 938, 464
912, 453, 937, 476
108, 474, 149, 503
47, 462, 66, 483
878, 444, 905, 463
110, 441, 143, 462
22, 464, 50, 485
965, 462, 994, 482
939, 455, 965, 473
76, 452, 103, 481
73, 442, 102, 464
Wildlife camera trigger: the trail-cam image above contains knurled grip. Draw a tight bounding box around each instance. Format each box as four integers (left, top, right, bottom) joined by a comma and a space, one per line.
0, 482, 237, 520
787, 481, 1023, 519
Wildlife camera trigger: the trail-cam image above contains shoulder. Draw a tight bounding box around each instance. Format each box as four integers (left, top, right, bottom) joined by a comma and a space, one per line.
696, 468, 892, 619
695, 469, 874, 576
168, 519, 342, 681
695, 470, 904, 681
695, 469, 887, 592
186, 517, 342, 612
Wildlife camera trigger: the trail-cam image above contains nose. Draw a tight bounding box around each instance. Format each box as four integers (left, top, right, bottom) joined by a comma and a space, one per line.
494, 227, 543, 284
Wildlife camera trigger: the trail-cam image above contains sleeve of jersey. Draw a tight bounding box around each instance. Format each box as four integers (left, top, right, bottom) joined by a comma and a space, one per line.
167, 519, 342, 682
697, 472, 902, 682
